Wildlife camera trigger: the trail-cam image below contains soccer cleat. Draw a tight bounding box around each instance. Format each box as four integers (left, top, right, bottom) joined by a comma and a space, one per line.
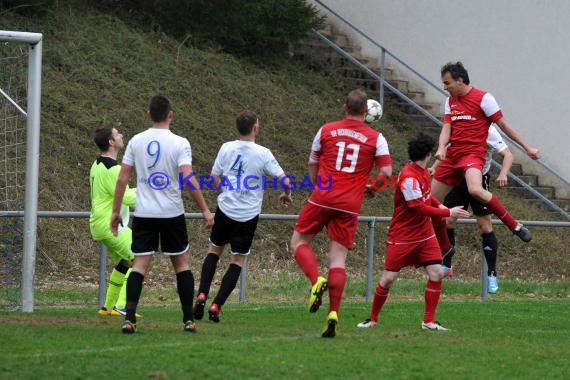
208, 303, 221, 323
513, 224, 532, 243
183, 320, 197, 333
487, 274, 499, 294
111, 307, 142, 318
193, 293, 207, 320
121, 320, 137, 334
308, 276, 328, 313
442, 265, 454, 278
421, 321, 449, 331
357, 318, 377, 328
98, 307, 111, 316
321, 311, 338, 338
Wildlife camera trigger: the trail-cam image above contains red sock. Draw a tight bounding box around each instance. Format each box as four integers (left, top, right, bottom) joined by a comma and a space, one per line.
432, 216, 451, 253
423, 279, 442, 323
294, 243, 319, 284
327, 267, 346, 314
370, 283, 390, 322
485, 194, 518, 230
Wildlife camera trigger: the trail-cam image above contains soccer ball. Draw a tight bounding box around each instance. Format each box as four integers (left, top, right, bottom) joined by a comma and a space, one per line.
365, 99, 383, 124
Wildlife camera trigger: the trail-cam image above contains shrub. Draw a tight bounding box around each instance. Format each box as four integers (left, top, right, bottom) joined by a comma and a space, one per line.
94, 0, 324, 56
0, 0, 56, 15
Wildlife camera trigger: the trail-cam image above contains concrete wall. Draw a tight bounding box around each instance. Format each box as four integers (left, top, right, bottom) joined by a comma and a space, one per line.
310, 0, 570, 187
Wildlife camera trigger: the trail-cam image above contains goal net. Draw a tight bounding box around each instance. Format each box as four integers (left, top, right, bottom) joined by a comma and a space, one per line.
0, 31, 42, 312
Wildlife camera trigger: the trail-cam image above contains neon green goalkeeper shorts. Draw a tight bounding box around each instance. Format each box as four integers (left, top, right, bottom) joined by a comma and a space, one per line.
99, 226, 134, 263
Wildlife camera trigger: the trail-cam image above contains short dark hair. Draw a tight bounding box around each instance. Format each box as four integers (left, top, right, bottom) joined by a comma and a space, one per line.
345, 89, 367, 116
149, 93, 171, 122
441, 61, 470, 85
236, 110, 257, 135
93, 124, 114, 151
408, 133, 435, 161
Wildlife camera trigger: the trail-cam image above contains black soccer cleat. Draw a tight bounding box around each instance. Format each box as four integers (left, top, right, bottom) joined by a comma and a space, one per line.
193, 293, 206, 320
513, 224, 532, 243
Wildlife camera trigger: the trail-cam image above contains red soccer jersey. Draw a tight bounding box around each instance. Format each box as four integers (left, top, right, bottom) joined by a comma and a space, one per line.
443, 86, 503, 159
388, 162, 440, 243
308, 118, 391, 214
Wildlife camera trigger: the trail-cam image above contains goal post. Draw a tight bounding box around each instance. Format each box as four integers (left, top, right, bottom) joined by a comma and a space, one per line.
0, 30, 42, 312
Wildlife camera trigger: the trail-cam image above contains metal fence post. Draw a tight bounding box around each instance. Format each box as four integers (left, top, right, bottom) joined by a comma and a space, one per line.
481, 251, 489, 300
366, 220, 376, 302
379, 48, 386, 106
98, 243, 107, 308
239, 256, 248, 303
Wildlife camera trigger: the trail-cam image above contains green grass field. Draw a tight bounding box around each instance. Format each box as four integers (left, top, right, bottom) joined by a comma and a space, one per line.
1, 282, 569, 379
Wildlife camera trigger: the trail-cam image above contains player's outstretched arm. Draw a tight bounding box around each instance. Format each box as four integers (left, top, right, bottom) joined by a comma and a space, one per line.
495, 118, 540, 160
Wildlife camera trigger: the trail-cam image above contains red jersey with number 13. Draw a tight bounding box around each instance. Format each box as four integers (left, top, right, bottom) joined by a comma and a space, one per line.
308, 118, 391, 214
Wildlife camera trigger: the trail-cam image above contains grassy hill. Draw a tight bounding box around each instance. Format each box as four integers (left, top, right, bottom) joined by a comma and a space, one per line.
1, 1, 568, 288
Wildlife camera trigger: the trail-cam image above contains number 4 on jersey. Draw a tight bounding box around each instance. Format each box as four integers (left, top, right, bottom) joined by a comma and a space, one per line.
230, 154, 245, 176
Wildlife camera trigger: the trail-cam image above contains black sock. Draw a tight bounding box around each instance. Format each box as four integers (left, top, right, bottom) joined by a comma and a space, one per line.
176, 270, 195, 323
481, 232, 498, 276
443, 229, 456, 267
198, 253, 220, 296
126, 271, 144, 323
213, 264, 242, 308
115, 262, 130, 274
446, 228, 456, 246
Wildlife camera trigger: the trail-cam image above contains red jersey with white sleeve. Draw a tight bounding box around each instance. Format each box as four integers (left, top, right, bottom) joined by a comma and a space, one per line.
388, 162, 450, 243
308, 118, 391, 214
444, 86, 503, 159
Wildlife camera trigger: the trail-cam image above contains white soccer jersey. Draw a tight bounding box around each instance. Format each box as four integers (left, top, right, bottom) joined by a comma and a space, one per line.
123, 128, 192, 218
483, 124, 508, 174
212, 140, 285, 222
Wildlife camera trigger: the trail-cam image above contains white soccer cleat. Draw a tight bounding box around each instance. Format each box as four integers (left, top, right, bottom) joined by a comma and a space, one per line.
421, 321, 449, 331
487, 275, 499, 294
357, 318, 377, 328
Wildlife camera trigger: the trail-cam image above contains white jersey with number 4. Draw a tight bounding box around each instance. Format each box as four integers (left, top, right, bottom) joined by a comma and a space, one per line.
212, 140, 284, 222
123, 128, 192, 218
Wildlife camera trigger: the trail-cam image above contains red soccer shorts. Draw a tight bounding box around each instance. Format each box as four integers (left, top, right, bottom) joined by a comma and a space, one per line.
294, 202, 358, 250
434, 152, 485, 187
384, 235, 442, 271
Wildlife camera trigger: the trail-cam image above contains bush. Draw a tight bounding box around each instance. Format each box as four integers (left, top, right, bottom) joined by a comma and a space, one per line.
0, 0, 56, 15
94, 0, 324, 56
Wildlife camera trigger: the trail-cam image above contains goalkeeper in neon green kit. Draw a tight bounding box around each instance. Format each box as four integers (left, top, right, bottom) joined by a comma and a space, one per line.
90, 124, 137, 316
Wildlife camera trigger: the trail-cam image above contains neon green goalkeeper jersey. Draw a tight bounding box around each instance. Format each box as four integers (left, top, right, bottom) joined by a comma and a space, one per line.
89, 156, 136, 240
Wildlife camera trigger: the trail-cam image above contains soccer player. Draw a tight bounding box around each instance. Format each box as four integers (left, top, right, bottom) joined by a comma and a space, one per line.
357, 133, 470, 331
193, 109, 292, 323
111, 93, 214, 334
89, 124, 136, 317
434, 124, 513, 294
290, 89, 392, 338
431, 62, 540, 248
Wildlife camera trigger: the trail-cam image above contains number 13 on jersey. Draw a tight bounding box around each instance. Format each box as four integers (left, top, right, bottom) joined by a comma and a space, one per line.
335, 142, 360, 173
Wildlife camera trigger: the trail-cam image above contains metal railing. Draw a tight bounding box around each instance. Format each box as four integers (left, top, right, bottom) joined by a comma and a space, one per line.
2, 210, 570, 309
311, 0, 570, 220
